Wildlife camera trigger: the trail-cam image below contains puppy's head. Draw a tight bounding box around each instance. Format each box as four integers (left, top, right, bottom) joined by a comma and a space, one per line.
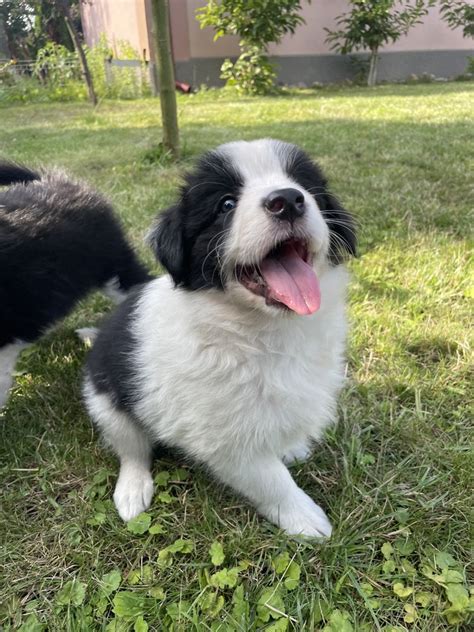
149, 139, 356, 315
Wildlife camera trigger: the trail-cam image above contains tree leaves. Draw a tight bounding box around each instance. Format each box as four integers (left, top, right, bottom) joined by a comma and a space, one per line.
196, 0, 310, 93
196, 0, 308, 47
324, 0, 436, 85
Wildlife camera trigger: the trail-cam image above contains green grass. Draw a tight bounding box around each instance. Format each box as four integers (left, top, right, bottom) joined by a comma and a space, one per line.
0, 83, 473, 632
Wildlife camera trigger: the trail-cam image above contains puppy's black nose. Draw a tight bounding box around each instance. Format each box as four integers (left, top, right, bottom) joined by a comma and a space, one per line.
264, 188, 305, 223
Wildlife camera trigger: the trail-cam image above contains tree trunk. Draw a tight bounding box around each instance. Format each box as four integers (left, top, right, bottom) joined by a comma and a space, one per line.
367, 48, 378, 87
56, 0, 97, 106
0, 16, 12, 58
150, 0, 179, 159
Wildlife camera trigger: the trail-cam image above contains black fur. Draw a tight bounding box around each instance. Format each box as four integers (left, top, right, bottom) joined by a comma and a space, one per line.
85, 288, 143, 413
85, 140, 356, 444
286, 148, 357, 264
148, 151, 243, 289
148, 145, 356, 292
0, 162, 40, 186
86, 287, 173, 462
0, 165, 151, 347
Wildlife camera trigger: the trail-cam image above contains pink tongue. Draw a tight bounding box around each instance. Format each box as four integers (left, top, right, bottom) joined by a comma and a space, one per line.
259, 243, 321, 315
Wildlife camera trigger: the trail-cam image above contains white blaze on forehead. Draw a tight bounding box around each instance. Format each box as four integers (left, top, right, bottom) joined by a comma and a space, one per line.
218, 137, 330, 274
217, 138, 296, 184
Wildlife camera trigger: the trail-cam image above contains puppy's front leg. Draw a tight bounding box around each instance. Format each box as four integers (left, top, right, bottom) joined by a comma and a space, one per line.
212, 455, 332, 538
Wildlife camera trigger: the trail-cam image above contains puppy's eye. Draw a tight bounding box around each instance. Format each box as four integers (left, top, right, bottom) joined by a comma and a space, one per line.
219, 196, 237, 213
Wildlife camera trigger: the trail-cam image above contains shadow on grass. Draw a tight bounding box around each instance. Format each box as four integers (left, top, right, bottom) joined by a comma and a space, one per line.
1, 116, 469, 248
1, 81, 472, 113
215, 81, 474, 102
1, 329, 467, 554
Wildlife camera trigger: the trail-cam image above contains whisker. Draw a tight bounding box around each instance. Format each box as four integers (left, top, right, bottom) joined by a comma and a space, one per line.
324, 220, 358, 240
321, 211, 362, 228
329, 230, 354, 259
185, 180, 226, 195
201, 228, 230, 284
305, 186, 327, 194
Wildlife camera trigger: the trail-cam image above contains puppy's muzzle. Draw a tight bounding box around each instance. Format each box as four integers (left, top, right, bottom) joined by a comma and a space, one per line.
264, 188, 305, 224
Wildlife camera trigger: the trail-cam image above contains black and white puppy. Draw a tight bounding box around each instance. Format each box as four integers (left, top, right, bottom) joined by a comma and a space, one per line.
84, 139, 356, 537
0, 164, 151, 408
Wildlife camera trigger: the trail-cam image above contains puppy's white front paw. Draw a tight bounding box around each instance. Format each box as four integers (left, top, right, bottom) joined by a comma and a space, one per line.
282, 443, 312, 466
113, 468, 154, 522
264, 489, 332, 538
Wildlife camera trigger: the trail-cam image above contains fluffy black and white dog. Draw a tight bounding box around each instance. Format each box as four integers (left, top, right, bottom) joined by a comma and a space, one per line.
0, 164, 151, 408
84, 139, 356, 537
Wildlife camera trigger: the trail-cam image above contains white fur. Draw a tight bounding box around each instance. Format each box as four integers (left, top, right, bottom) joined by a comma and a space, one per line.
103, 276, 127, 303
84, 139, 350, 537
86, 265, 348, 536
75, 327, 99, 345
221, 140, 329, 270
83, 380, 154, 521
282, 440, 313, 466
0, 341, 28, 409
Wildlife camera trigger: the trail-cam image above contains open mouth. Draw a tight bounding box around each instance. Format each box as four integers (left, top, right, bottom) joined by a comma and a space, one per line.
237, 238, 321, 315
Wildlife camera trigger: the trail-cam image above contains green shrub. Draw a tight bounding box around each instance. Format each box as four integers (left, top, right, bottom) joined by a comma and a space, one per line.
33, 41, 81, 86
86, 35, 151, 100
196, 0, 310, 95
0, 47, 85, 105
220, 45, 276, 95
0, 63, 18, 88
325, 1, 435, 87
0, 35, 152, 104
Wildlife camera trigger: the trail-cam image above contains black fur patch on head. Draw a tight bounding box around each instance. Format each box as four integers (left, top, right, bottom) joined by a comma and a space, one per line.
149, 151, 243, 289
285, 147, 357, 264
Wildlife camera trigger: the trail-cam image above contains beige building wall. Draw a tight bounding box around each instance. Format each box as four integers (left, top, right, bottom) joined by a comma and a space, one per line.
81, 0, 152, 60
177, 0, 471, 60
273, 3, 472, 55
81, 0, 474, 84
181, 0, 239, 61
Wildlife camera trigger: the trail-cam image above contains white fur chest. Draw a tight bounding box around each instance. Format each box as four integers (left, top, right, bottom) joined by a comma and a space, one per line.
133, 269, 348, 462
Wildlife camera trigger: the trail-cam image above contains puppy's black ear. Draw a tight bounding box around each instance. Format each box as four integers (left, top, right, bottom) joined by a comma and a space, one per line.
319, 192, 357, 264
148, 205, 186, 285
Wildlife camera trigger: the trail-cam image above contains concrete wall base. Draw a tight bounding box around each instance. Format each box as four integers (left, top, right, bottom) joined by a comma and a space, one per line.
175, 49, 474, 88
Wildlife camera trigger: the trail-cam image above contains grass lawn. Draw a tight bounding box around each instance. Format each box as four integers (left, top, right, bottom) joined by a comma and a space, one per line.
0, 83, 473, 631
